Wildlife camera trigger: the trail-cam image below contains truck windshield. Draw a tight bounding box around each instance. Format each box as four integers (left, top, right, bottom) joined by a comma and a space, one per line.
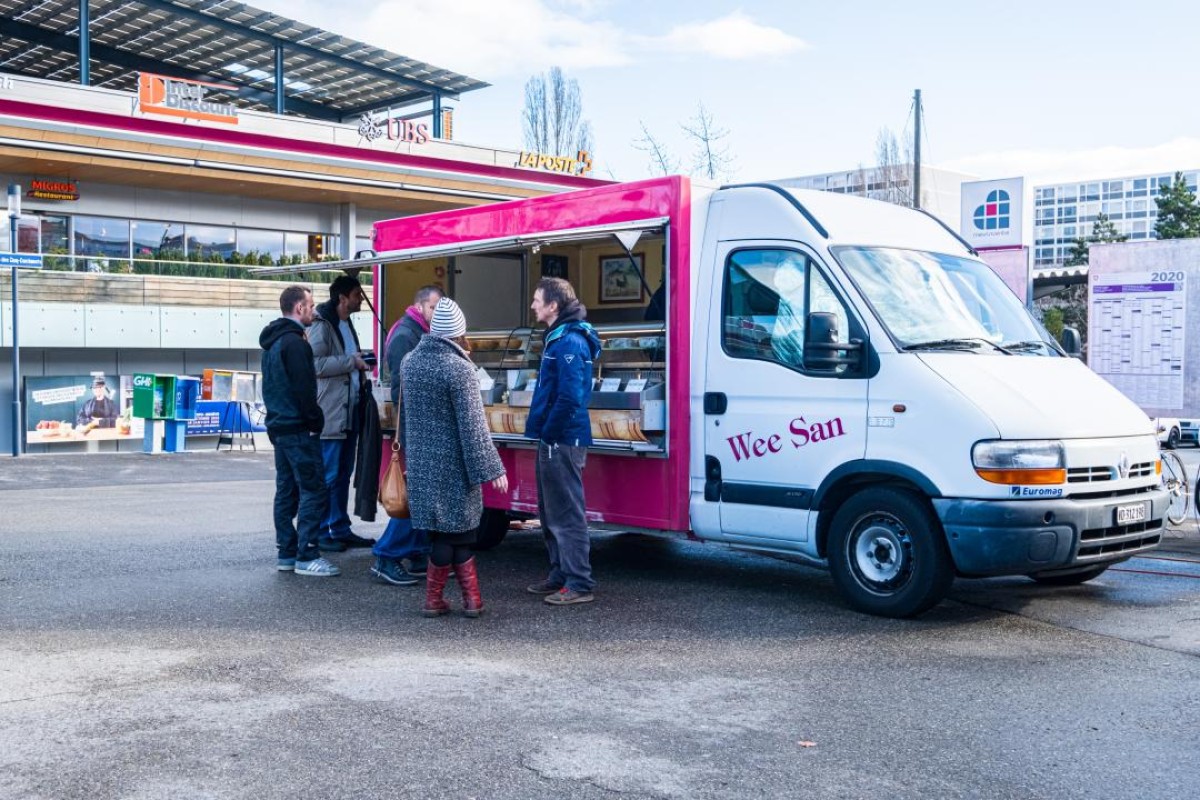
834, 247, 1056, 354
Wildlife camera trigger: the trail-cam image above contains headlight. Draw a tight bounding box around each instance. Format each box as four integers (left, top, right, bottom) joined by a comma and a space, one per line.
972, 440, 1066, 485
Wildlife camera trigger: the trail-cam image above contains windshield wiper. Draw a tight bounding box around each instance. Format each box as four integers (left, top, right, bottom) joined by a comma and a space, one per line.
903, 338, 1013, 354
1001, 339, 1057, 354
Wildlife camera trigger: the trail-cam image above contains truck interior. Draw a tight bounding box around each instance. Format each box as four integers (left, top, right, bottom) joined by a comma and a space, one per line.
377, 224, 671, 455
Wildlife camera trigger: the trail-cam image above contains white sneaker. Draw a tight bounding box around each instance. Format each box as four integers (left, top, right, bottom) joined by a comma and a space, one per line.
294, 557, 341, 577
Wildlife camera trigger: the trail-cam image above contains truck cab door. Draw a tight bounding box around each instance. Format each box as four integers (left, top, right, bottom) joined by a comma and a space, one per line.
702, 243, 868, 548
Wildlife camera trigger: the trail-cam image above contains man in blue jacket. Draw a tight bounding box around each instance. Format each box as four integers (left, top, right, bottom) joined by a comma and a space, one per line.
524, 277, 603, 605
259, 286, 340, 577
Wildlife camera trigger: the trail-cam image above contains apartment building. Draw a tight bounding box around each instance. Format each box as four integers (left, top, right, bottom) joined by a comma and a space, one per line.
1033, 171, 1200, 268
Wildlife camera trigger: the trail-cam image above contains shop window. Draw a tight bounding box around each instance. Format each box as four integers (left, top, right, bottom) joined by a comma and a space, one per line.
74, 217, 130, 271
283, 232, 309, 261
132, 221, 184, 260
236, 229, 284, 265
39, 215, 69, 270
2, 216, 40, 253
186, 225, 236, 262
722, 248, 850, 372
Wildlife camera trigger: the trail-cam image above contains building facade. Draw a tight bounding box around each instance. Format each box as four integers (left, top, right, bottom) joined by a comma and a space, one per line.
0, 2, 603, 454
1033, 170, 1200, 268
776, 165, 975, 231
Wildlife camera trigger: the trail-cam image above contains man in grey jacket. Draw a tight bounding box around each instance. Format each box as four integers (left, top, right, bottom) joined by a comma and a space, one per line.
308, 274, 376, 552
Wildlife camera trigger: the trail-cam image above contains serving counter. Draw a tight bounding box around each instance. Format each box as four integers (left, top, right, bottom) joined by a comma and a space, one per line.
466, 322, 668, 453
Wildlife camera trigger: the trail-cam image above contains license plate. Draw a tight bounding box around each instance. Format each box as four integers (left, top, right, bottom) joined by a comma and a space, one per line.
1115, 503, 1147, 525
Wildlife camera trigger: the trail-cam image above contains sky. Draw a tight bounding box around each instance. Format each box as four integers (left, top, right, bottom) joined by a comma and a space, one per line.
250, 0, 1200, 187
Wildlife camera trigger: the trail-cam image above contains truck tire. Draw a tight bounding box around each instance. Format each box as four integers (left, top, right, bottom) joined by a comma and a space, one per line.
472, 508, 510, 551
1029, 564, 1109, 585
1167, 427, 1181, 450
827, 487, 954, 618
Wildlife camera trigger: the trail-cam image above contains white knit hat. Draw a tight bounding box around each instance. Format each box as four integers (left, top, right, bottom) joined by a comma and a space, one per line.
429, 296, 467, 338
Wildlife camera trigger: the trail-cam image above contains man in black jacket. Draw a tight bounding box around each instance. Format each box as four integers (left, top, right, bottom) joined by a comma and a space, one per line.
260, 286, 340, 578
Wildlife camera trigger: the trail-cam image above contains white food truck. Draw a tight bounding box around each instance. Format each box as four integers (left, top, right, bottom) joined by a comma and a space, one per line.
313, 176, 1168, 617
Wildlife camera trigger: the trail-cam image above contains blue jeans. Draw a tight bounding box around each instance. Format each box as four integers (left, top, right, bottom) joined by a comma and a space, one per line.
373, 517, 430, 561
273, 432, 328, 561
320, 428, 358, 539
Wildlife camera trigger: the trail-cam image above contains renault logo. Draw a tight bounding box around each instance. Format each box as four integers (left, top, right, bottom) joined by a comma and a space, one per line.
1117, 453, 1130, 479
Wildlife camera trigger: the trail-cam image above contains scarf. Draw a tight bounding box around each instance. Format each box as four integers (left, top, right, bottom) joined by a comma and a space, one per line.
405, 304, 430, 333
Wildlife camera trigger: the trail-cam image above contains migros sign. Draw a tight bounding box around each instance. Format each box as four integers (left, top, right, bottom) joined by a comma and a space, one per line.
137, 73, 239, 125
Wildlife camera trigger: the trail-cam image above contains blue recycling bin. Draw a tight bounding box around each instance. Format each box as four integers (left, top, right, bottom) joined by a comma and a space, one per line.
164, 377, 201, 452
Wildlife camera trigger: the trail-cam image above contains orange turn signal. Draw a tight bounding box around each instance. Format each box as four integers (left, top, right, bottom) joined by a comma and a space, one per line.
975, 468, 1066, 485
1156, 459, 1162, 475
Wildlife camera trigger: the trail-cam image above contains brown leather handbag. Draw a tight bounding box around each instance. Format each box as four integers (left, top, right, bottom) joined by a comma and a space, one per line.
379, 439, 409, 519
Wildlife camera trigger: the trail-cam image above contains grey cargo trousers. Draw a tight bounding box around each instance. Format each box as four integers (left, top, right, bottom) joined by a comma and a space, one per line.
536, 441, 594, 592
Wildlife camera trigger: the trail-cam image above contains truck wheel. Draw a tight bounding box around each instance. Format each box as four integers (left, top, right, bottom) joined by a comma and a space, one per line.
1029, 565, 1109, 585
827, 487, 954, 618
1167, 427, 1181, 450
472, 508, 510, 551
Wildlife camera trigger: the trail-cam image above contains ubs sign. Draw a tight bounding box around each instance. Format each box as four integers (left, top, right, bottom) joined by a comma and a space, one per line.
137, 73, 239, 125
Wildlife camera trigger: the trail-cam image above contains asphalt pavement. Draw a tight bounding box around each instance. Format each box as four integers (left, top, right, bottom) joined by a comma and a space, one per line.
1, 451, 1198, 800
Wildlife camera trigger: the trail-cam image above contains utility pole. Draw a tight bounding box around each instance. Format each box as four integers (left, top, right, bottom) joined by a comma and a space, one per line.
7, 183, 21, 456
913, 89, 922, 210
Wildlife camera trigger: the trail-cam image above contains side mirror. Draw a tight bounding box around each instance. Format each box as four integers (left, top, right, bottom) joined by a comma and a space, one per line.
804, 312, 862, 372
1059, 326, 1082, 358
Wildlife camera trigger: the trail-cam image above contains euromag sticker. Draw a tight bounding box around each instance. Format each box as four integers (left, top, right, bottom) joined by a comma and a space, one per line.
1010, 486, 1064, 499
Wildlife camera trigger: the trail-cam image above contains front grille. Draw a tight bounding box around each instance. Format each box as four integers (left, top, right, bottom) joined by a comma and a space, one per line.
1067, 461, 1155, 483
1076, 518, 1162, 560
1068, 466, 1112, 483
1070, 484, 1160, 501
1129, 461, 1156, 478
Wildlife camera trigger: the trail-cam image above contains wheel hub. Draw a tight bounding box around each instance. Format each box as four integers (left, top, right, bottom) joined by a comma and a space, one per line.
852, 516, 911, 588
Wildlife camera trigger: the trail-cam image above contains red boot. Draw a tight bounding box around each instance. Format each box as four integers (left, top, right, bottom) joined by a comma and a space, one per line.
456, 557, 484, 618
423, 563, 451, 617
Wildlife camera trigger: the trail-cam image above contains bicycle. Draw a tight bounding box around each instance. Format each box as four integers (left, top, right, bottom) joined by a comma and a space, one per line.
1160, 448, 1191, 527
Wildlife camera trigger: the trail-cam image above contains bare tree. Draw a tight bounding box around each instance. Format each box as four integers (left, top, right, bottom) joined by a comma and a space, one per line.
632, 121, 678, 176
522, 67, 593, 157
681, 103, 734, 181
873, 128, 913, 206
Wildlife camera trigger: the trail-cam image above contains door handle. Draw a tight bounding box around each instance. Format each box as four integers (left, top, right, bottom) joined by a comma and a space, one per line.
704, 392, 727, 415
705, 456, 721, 501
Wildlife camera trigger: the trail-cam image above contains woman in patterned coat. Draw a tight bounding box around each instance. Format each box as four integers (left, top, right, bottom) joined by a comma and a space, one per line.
401, 297, 508, 617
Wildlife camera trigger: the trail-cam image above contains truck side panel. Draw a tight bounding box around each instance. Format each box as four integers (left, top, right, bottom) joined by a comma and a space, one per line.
373, 177, 696, 532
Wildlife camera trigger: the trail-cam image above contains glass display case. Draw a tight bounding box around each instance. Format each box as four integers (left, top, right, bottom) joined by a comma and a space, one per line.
472, 323, 668, 453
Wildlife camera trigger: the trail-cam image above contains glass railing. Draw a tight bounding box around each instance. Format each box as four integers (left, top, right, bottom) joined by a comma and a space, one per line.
6, 252, 362, 285
1, 253, 373, 309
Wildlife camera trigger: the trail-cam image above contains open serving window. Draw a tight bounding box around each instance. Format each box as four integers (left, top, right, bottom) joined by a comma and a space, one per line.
375, 219, 671, 454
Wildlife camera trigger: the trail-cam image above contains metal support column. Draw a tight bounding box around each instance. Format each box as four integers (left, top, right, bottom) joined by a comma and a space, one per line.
8, 183, 22, 456
339, 203, 356, 260
432, 92, 443, 139
274, 44, 285, 115
78, 0, 90, 85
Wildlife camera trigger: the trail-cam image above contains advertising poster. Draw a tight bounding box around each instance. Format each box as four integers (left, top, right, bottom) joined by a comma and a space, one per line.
186, 401, 267, 436
1089, 270, 1187, 410
24, 374, 143, 446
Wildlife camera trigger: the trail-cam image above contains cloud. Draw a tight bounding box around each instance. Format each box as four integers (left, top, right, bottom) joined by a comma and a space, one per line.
361, 0, 629, 77
251, 1, 800, 78
647, 12, 806, 60
942, 138, 1200, 187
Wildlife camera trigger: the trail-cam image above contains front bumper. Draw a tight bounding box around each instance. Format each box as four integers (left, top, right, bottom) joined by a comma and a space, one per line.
932, 488, 1167, 577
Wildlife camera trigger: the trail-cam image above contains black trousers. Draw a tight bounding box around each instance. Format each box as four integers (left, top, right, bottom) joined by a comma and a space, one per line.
272, 432, 329, 562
